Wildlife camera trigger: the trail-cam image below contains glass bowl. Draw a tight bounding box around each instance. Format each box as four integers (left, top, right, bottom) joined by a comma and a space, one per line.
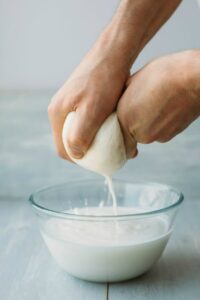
29, 179, 184, 282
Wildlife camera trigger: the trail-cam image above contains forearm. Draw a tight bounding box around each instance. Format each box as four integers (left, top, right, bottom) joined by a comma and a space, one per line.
138, 0, 182, 53
92, 0, 182, 71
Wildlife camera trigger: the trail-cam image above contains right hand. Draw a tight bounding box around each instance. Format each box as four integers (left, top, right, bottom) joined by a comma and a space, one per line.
48, 43, 131, 160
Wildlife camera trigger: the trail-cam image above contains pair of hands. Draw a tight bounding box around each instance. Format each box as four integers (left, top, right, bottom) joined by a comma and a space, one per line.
48, 46, 200, 162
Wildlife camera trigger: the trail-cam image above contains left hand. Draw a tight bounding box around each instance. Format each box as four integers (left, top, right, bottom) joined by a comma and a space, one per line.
117, 50, 200, 158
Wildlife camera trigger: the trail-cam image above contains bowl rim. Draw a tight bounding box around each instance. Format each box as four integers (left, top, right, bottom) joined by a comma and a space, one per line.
28, 179, 184, 220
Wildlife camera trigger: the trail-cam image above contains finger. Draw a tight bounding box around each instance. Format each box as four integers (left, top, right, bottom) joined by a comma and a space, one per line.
119, 120, 138, 159
48, 99, 72, 161
117, 76, 138, 159
65, 102, 112, 159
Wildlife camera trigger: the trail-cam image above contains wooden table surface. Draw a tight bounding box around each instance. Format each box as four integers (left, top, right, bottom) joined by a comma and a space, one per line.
0, 92, 200, 300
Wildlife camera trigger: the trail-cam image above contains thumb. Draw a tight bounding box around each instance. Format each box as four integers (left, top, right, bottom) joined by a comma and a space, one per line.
121, 128, 138, 159
62, 105, 108, 159
117, 106, 138, 159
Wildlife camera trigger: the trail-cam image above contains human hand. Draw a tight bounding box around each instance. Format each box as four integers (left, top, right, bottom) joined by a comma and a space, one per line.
48, 0, 182, 161
48, 37, 130, 160
117, 50, 200, 158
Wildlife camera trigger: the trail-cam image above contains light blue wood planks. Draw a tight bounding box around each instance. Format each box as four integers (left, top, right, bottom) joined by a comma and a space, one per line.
0, 199, 107, 300
0, 91, 200, 299
108, 201, 200, 300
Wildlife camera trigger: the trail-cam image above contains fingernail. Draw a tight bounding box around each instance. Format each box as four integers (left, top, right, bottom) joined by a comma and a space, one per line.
69, 146, 84, 159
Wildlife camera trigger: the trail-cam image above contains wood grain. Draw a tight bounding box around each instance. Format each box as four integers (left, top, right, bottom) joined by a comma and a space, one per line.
108, 201, 200, 300
0, 198, 107, 300
0, 92, 200, 299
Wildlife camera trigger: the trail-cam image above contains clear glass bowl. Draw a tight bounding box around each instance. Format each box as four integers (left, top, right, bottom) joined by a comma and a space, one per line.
29, 179, 184, 282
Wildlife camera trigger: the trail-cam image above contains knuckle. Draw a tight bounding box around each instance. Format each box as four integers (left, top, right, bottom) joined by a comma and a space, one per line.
48, 97, 61, 116
138, 133, 156, 144
158, 136, 172, 143
48, 89, 67, 115
47, 102, 55, 116
50, 93, 61, 105
131, 148, 138, 159
67, 134, 88, 150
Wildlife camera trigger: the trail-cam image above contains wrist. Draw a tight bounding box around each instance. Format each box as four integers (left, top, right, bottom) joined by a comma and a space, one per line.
102, 0, 165, 63
86, 28, 133, 82
95, 27, 139, 71
87, 0, 181, 76
93, 0, 164, 71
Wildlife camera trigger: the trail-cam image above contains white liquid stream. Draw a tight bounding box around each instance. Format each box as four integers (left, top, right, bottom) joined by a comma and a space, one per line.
104, 175, 118, 214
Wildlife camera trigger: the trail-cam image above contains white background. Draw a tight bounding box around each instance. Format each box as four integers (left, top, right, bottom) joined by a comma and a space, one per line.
0, 0, 199, 90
